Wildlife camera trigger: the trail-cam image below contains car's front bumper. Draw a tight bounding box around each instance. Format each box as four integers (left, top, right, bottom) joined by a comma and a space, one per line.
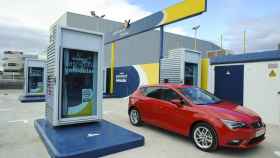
219, 126, 266, 149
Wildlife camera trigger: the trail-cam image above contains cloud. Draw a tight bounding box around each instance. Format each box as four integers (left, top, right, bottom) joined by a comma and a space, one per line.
165, 26, 189, 36
0, 0, 153, 70
225, 13, 280, 53
0, 0, 151, 30
0, 18, 48, 53
0, 0, 154, 70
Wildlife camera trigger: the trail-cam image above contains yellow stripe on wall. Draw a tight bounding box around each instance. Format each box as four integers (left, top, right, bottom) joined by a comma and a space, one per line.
110, 42, 116, 94
201, 58, 209, 90
140, 63, 159, 84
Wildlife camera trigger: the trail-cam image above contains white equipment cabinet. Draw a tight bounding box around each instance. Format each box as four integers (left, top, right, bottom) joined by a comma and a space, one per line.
23, 59, 47, 97
160, 48, 201, 86
209, 51, 280, 125
46, 25, 104, 126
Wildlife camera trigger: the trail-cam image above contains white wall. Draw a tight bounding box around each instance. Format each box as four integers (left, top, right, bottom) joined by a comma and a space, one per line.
209, 61, 280, 125
244, 61, 280, 124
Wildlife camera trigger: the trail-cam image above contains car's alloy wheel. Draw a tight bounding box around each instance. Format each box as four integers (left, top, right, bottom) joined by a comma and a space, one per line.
192, 123, 218, 151
129, 108, 142, 126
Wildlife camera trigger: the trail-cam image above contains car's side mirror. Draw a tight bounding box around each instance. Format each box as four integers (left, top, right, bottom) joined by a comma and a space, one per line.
170, 99, 183, 107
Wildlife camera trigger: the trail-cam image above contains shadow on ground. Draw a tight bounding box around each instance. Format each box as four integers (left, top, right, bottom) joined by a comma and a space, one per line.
140, 122, 265, 156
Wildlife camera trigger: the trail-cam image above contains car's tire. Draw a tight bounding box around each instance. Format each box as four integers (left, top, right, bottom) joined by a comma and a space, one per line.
192, 123, 218, 152
129, 108, 142, 126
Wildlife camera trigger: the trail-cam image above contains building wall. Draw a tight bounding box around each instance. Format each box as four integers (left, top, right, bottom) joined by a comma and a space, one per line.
53, 12, 221, 97
2, 51, 24, 77
244, 61, 280, 125
1, 51, 38, 79
62, 12, 221, 68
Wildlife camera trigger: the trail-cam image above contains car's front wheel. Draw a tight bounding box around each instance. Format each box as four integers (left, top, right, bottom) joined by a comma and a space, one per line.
129, 108, 142, 126
192, 123, 218, 152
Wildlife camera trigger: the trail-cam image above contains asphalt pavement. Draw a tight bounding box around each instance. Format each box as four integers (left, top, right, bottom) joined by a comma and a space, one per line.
0, 90, 279, 158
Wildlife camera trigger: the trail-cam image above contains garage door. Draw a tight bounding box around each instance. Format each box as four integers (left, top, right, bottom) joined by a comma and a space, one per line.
214, 65, 244, 105
244, 62, 280, 125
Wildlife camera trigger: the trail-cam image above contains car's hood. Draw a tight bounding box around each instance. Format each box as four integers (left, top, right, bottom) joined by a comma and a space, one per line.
202, 101, 260, 123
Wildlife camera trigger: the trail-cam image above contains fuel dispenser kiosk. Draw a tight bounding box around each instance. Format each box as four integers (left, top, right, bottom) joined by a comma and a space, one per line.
34, 15, 144, 158
45, 26, 103, 126
19, 59, 46, 102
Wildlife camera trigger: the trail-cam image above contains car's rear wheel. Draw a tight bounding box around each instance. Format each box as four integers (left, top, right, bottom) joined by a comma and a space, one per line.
192, 123, 218, 152
129, 108, 142, 126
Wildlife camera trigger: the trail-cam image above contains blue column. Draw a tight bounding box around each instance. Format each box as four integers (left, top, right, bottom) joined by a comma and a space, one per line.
160, 26, 164, 59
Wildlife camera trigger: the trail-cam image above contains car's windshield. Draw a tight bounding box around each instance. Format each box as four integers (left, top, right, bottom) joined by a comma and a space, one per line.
179, 87, 222, 105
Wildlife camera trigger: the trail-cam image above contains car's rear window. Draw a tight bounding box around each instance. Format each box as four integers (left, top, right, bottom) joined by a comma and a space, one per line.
140, 87, 160, 96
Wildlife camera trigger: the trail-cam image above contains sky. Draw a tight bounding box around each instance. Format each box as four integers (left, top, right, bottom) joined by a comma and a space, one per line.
0, 0, 280, 63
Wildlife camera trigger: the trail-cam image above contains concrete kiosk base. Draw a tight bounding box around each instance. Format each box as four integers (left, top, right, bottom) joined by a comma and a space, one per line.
34, 119, 145, 158
19, 95, 46, 103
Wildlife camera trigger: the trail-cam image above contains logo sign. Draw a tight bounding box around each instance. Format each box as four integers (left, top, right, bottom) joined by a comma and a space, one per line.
116, 72, 128, 83
105, 0, 207, 44
82, 89, 93, 103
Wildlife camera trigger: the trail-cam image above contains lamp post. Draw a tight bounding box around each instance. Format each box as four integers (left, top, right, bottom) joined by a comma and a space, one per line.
192, 25, 200, 51
220, 34, 223, 49
243, 30, 247, 53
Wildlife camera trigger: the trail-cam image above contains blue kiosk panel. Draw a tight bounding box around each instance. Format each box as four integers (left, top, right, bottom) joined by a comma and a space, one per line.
35, 119, 144, 158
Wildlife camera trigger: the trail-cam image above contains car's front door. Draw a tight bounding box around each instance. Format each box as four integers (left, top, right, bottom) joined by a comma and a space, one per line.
158, 88, 192, 135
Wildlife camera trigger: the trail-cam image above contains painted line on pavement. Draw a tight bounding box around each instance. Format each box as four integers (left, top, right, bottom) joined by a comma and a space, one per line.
0, 108, 12, 112
8, 119, 29, 124
274, 151, 280, 157
103, 111, 113, 114
87, 133, 101, 138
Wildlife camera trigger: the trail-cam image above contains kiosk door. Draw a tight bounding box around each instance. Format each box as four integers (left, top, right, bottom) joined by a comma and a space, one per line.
60, 48, 98, 118
184, 63, 198, 86
28, 67, 44, 95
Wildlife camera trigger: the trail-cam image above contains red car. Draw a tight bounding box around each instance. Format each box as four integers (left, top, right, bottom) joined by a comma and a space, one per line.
128, 84, 266, 151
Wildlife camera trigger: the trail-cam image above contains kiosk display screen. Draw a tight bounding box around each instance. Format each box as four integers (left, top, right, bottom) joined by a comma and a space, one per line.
61, 48, 97, 118
28, 67, 44, 94
184, 63, 198, 86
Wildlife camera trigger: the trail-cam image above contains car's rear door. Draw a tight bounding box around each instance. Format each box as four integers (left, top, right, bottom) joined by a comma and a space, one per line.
137, 87, 162, 124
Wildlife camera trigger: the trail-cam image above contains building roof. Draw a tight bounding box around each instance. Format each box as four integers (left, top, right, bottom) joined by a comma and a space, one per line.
211, 50, 280, 65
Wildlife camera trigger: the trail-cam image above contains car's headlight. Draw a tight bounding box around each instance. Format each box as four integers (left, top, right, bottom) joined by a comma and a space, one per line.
221, 119, 247, 130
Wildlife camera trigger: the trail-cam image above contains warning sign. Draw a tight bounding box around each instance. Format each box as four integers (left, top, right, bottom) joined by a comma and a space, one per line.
269, 69, 277, 79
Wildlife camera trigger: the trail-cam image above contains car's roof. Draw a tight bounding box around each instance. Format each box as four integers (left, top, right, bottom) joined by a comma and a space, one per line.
141, 83, 193, 89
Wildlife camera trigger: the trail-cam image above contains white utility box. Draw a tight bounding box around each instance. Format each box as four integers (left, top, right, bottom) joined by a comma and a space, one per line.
46, 26, 104, 126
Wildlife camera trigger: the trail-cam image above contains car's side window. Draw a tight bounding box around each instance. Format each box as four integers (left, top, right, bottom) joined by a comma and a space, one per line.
161, 88, 181, 101
145, 87, 162, 100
